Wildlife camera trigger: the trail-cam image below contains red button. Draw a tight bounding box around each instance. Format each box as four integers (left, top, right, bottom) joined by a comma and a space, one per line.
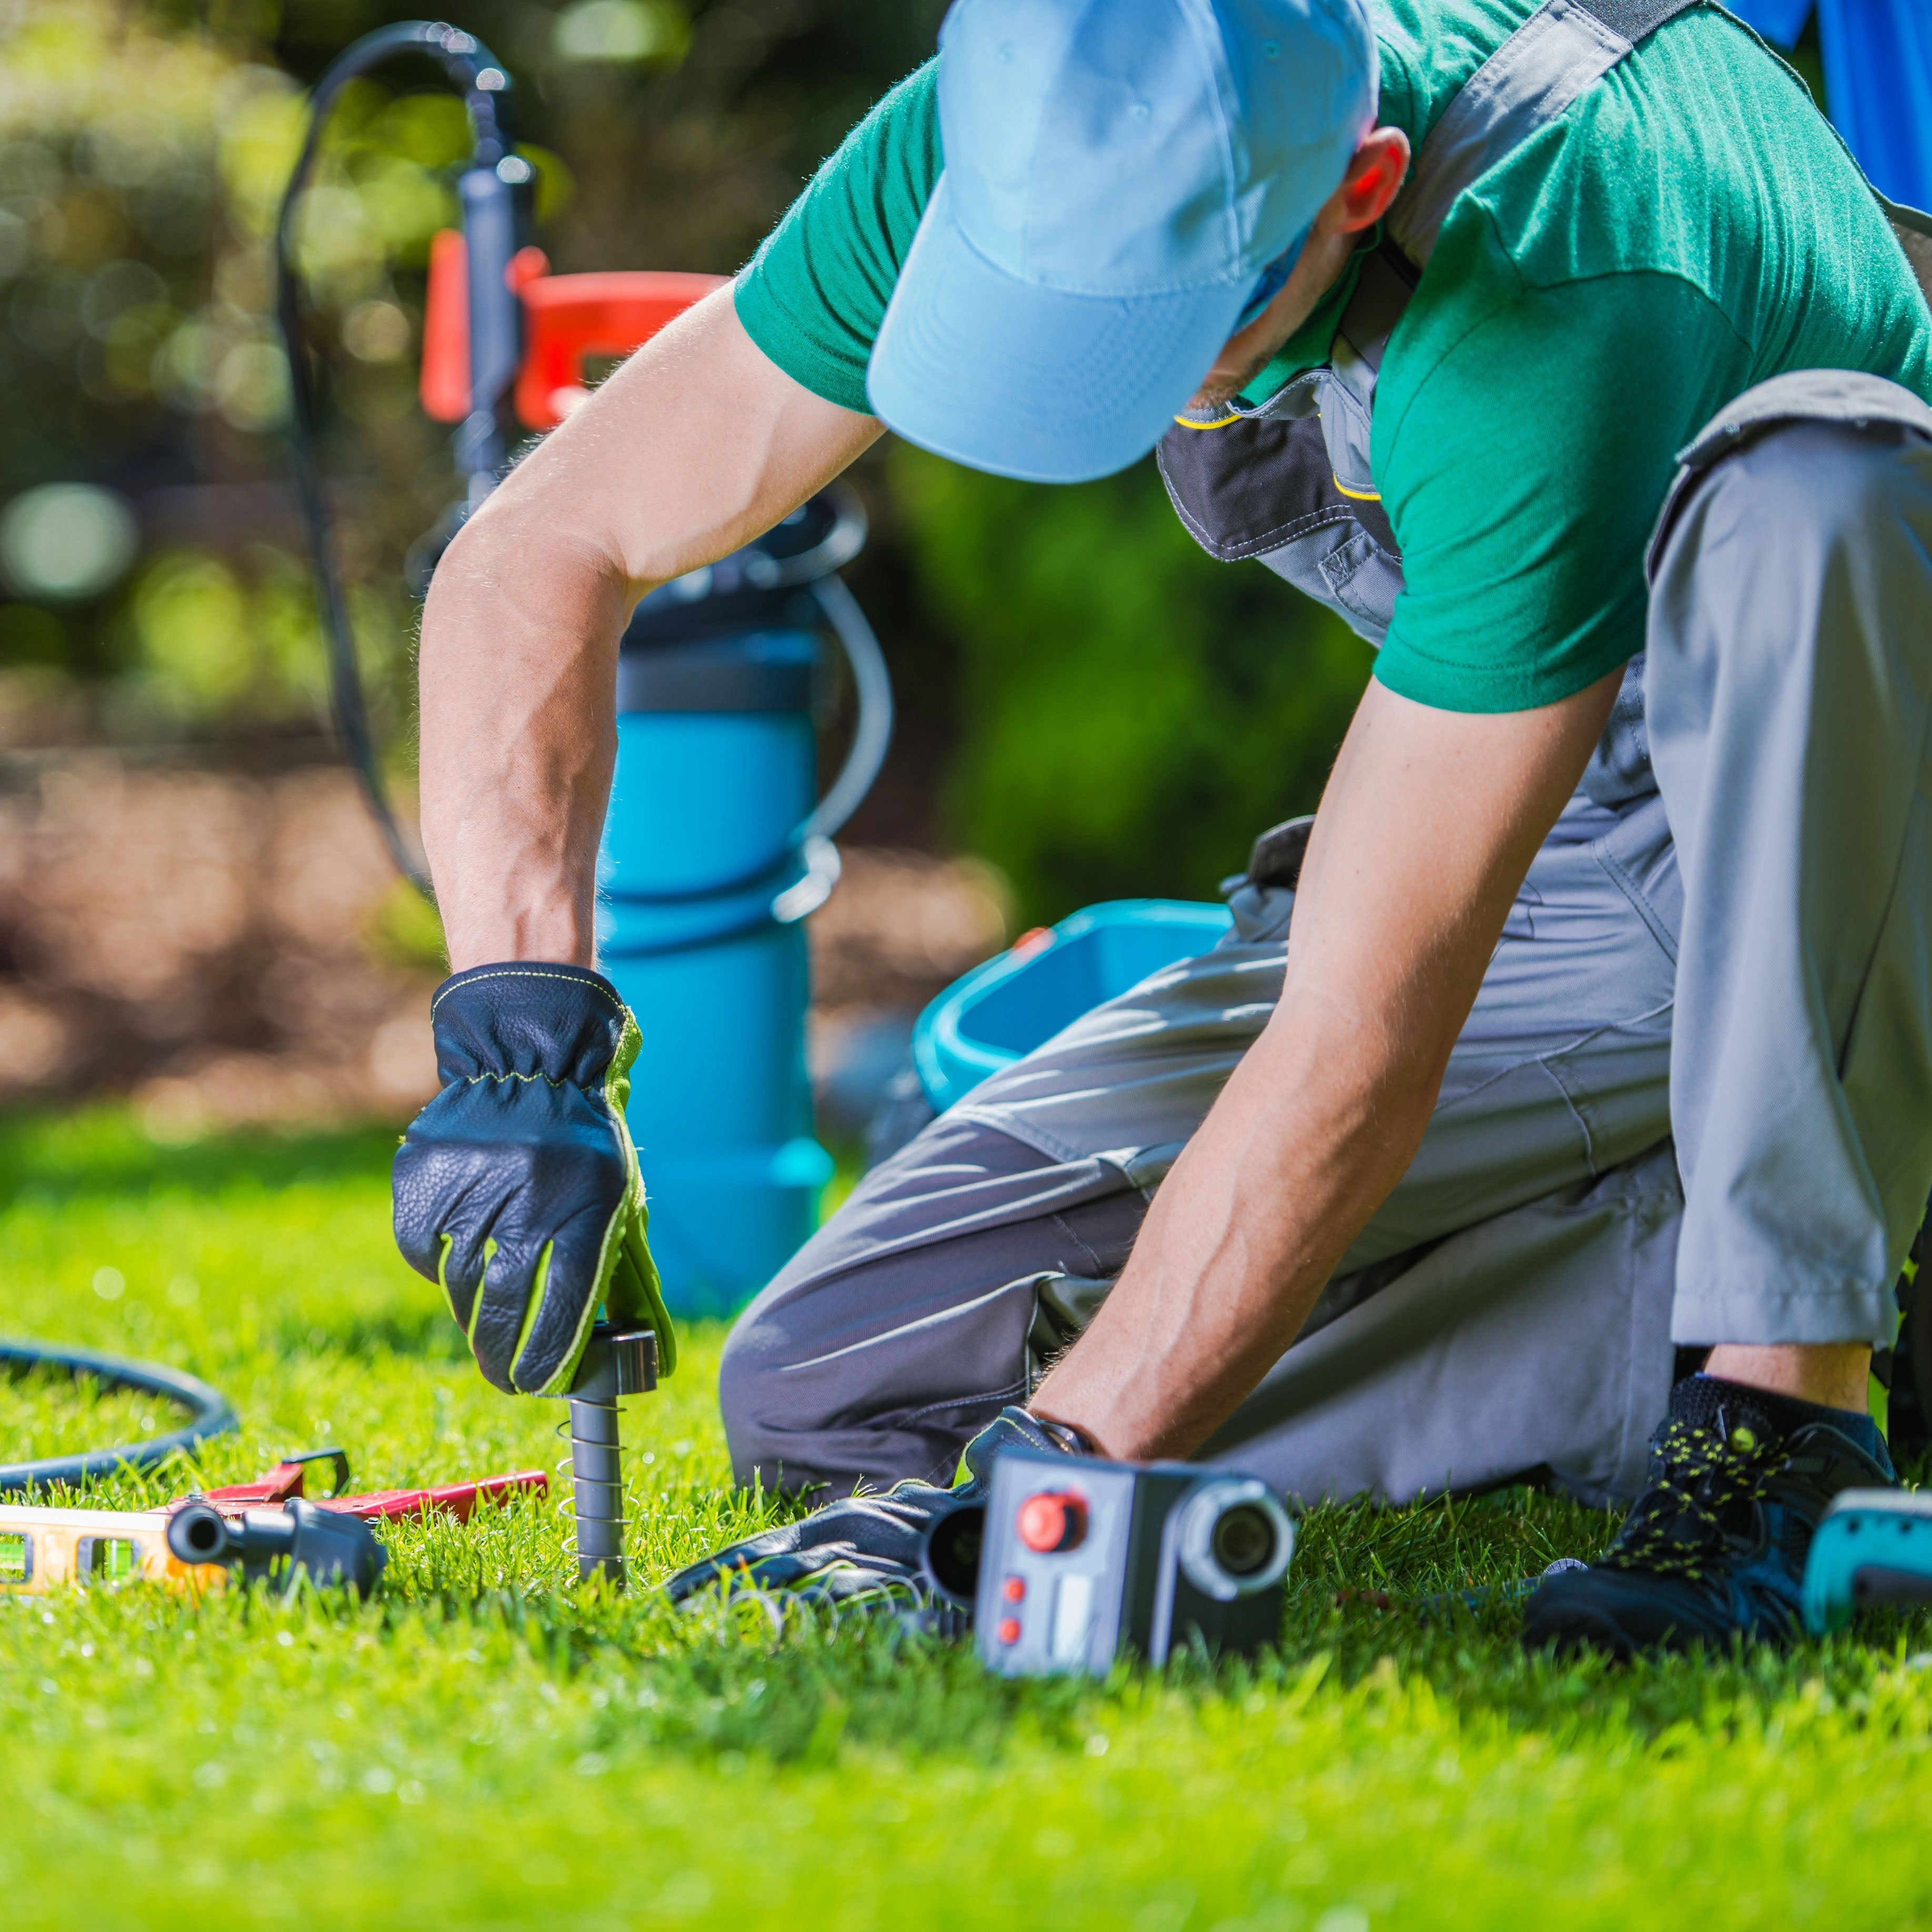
1017, 1490, 1087, 1553
997, 1616, 1022, 1645
1002, 1576, 1025, 1604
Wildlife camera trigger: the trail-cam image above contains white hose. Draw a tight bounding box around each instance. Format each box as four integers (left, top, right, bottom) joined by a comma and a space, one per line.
804, 570, 895, 844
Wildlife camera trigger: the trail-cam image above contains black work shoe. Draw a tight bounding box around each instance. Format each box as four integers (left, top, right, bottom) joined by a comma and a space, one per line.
1521, 1375, 1895, 1658
662, 1406, 1075, 1611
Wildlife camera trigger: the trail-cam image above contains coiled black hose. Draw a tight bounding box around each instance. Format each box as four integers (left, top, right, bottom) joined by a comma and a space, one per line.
0, 1340, 237, 1493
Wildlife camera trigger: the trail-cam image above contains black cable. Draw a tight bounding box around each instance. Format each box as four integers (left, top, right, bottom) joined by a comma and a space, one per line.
275, 22, 518, 898
0, 1341, 237, 1493
278, 29, 893, 913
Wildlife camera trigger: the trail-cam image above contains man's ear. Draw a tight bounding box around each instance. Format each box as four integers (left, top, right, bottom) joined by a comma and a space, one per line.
1334, 127, 1411, 235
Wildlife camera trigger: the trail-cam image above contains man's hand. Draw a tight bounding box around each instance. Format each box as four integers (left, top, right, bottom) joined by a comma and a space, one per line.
1032, 668, 1625, 1461
393, 963, 676, 1395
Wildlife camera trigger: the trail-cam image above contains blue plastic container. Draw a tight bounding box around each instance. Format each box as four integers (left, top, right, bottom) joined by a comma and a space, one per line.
596, 501, 862, 1319
599, 696, 832, 1316
913, 899, 1234, 1114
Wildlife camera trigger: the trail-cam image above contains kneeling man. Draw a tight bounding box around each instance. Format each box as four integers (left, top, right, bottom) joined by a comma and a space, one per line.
395, 0, 1932, 1653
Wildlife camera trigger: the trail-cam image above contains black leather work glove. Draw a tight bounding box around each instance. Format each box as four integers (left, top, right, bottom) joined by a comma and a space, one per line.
392, 962, 676, 1396
664, 1407, 1080, 1611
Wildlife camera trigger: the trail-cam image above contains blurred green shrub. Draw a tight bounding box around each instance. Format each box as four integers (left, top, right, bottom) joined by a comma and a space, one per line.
0, 1, 559, 719
0, 4, 296, 454
362, 874, 448, 973
892, 447, 1374, 925
125, 542, 398, 725
551, 0, 692, 66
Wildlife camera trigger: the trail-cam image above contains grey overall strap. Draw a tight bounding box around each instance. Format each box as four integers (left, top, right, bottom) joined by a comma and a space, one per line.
1387, 0, 1704, 269
1882, 194, 1932, 307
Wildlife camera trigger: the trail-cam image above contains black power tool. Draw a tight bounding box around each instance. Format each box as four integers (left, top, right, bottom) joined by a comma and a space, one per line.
963, 1447, 1295, 1675
167, 1496, 386, 1597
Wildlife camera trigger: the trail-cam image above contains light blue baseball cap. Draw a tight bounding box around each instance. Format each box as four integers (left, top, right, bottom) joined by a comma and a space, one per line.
866, 0, 1377, 485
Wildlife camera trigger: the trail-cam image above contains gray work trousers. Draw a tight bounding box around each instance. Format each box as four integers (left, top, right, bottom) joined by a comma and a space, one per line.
719, 371, 1932, 1509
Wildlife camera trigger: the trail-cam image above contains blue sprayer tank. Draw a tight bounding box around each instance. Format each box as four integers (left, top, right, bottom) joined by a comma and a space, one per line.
596, 487, 889, 1318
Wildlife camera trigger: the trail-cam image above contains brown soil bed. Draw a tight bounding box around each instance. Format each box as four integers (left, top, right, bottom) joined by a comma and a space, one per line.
0, 757, 1007, 1135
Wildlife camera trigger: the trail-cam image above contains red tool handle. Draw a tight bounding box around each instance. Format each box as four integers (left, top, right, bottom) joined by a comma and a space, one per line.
321, 1470, 550, 1524
187, 1466, 547, 1524
420, 226, 473, 423
197, 1447, 351, 1508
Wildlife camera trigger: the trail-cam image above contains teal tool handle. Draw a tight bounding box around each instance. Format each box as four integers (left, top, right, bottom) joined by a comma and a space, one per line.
1802, 1489, 1932, 1634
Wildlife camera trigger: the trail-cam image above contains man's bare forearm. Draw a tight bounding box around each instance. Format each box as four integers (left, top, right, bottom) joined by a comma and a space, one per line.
1036, 986, 1445, 1459
421, 518, 628, 967
418, 289, 882, 969
1032, 670, 1623, 1459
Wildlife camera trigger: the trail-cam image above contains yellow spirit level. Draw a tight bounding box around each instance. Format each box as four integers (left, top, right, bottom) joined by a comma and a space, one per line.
0, 1503, 222, 1597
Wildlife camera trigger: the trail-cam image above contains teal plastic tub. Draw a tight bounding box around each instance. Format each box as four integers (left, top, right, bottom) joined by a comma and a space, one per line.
912, 898, 1233, 1114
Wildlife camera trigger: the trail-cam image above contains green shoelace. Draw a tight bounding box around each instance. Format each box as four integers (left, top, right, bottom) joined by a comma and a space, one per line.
1603, 1415, 1783, 1581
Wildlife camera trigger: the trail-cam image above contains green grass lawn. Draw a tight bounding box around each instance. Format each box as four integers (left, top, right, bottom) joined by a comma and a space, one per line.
2, 1108, 1930, 1929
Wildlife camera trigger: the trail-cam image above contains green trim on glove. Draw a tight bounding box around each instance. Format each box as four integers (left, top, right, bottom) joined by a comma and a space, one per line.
517, 1006, 677, 1393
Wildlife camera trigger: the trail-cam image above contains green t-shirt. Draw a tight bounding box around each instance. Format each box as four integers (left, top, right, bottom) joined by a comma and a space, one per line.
734, 1, 1932, 713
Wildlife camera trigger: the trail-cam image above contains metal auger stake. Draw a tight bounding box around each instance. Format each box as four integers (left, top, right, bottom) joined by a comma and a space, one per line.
563, 1324, 658, 1585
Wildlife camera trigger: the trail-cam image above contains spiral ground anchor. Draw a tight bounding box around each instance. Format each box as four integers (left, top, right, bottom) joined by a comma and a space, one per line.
562, 1324, 657, 1586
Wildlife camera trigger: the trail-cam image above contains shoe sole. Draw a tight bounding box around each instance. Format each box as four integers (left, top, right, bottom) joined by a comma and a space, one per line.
1522, 1600, 1645, 1661
1524, 1598, 1778, 1661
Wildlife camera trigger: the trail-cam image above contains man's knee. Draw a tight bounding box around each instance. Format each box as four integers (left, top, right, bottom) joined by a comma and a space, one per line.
714, 1186, 1062, 1491
1664, 414, 1932, 635
714, 1120, 989, 1479
714, 1230, 841, 1487
1648, 410, 1932, 786
1740, 413, 1926, 536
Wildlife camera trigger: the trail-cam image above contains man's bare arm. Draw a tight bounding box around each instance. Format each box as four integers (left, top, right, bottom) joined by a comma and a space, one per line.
1032, 667, 1624, 1459
418, 287, 883, 969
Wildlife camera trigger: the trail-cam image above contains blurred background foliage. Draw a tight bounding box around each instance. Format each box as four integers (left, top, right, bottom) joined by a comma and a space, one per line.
893, 449, 1371, 919
0, 0, 1373, 926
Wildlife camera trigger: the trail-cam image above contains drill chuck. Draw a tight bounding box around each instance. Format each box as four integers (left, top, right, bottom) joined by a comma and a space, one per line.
165, 1496, 386, 1596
